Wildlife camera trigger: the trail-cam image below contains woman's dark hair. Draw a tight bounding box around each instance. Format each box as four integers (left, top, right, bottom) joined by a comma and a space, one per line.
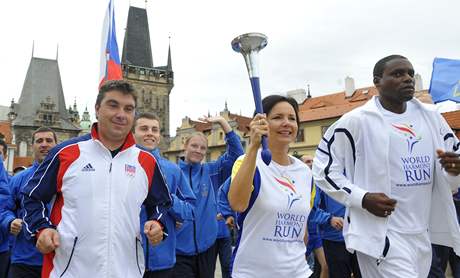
255, 95, 300, 130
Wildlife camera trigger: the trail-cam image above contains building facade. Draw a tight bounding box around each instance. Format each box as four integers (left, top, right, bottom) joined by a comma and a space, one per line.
8, 56, 81, 169
121, 6, 173, 143
163, 103, 250, 163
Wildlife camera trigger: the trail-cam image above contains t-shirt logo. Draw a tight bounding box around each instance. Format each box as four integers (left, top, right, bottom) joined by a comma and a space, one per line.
274, 176, 302, 210
391, 123, 422, 154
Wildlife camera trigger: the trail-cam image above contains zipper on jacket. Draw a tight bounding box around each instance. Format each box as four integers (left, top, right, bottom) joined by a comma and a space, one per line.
376, 236, 390, 266
60, 236, 78, 277
136, 237, 143, 275
189, 167, 200, 255
107, 161, 113, 276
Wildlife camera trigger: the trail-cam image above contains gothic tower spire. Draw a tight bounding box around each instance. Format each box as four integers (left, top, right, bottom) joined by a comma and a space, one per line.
167, 36, 172, 71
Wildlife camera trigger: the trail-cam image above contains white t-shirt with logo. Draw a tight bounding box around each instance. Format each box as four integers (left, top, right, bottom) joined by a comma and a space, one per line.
377, 100, 434, 234
231, 152, 312, 278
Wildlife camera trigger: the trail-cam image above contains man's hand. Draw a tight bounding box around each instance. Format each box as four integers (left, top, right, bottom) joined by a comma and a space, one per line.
362, 192, 397, 217
36, 228, 60, 254
225, 216, 235, 229
144, 220, 163, 246
10, 219, 23, 236
437, 149, 460, 176
330, 216, 343, 230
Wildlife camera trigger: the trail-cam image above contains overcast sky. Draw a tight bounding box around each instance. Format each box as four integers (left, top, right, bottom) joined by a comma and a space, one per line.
1, 0, 459, 135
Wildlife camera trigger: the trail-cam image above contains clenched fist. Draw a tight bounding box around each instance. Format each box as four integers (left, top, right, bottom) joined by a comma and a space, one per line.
36, 228, 60, 254
10, 219, 23, 236
144, 220, 164, 246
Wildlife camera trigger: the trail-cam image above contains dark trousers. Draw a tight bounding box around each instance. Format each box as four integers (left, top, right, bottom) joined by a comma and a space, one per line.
8, 264, 41, 278
0, 251, 9, 278
323, 239, 361, 278
215, 237, 232, 278
143, 268, 173, 278
173, 244, 217, 278
429, 244, 460, 278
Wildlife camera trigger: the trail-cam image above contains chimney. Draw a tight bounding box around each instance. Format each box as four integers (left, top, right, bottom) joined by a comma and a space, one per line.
287, 89, 307, 104
345, 76, 355, 98
414, 73, 423, 91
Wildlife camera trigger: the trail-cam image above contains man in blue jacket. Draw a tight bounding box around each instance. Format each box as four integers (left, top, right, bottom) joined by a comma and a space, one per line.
0, 140, 11, 278
310, 186, 361, 278
174, 115, 244, 278
1, 127, 57, 278
133, 112, 196, 278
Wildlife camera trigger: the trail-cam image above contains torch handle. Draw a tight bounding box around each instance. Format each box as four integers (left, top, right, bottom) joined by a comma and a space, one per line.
250, 77, 272, 165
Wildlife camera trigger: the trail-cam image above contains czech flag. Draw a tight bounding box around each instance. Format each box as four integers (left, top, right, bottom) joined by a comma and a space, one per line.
99, 0, 122, 87
429, 57, 460, 103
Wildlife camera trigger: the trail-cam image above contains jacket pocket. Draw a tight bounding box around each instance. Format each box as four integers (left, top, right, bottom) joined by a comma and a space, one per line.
135, 237, 144, 275
60, 236, 78, 277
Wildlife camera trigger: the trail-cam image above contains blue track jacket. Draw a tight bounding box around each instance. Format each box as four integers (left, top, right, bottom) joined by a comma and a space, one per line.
140, 148, 196, 271
306, 184, 322, 256
1, 162, 43, 265
0, 160, 10, 253
176, 131, 243, 255
310, 186, 345, 242
217, 177, 235, 220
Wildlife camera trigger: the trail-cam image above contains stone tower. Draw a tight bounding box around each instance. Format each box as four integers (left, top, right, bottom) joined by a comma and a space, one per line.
121, 6, 174, 140
79, 107, 92, 135
9, 56, 81, 157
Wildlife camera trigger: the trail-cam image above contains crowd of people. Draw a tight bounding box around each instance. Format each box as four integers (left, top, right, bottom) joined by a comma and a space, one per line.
0, 54, 459, 278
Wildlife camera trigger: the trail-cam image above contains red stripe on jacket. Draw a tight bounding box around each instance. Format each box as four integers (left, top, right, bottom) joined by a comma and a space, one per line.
42, 144, 80, 278
138, 151, 156, 191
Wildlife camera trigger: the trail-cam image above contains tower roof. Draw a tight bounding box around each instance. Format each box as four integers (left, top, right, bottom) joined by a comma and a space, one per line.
122, 6, 153, 68
167, 40, 172, 71
14, 57, 79, 131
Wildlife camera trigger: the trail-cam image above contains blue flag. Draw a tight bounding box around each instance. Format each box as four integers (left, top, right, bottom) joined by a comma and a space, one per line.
429, 57, 460, 103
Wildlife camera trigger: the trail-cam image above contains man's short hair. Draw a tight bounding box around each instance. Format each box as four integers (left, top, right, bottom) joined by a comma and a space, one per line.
133, 112, 161, 131
0, 140, 7, 157
373, 55, 408, 78
32, 127, 58, 144
96, 80, 137, 107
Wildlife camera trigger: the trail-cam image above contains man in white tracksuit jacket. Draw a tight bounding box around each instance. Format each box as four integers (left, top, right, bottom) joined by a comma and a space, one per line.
313, 55, 460, 277
21, 81, 172, 278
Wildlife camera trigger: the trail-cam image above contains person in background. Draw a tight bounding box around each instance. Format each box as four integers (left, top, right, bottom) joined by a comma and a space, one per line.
1, 127, 57, 278
303, 154, 328, 278
0, 140, 10, 278
133, 112, 196, 278
311, 186, 361, 278
301, 155, 314, 169
429, 188, 460, 278
173, 115, 243, 278
306, 186, 328, 278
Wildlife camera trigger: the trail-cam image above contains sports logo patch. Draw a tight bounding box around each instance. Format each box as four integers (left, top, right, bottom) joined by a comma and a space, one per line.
82, 163, 95, 172
125, 164, 136, 176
